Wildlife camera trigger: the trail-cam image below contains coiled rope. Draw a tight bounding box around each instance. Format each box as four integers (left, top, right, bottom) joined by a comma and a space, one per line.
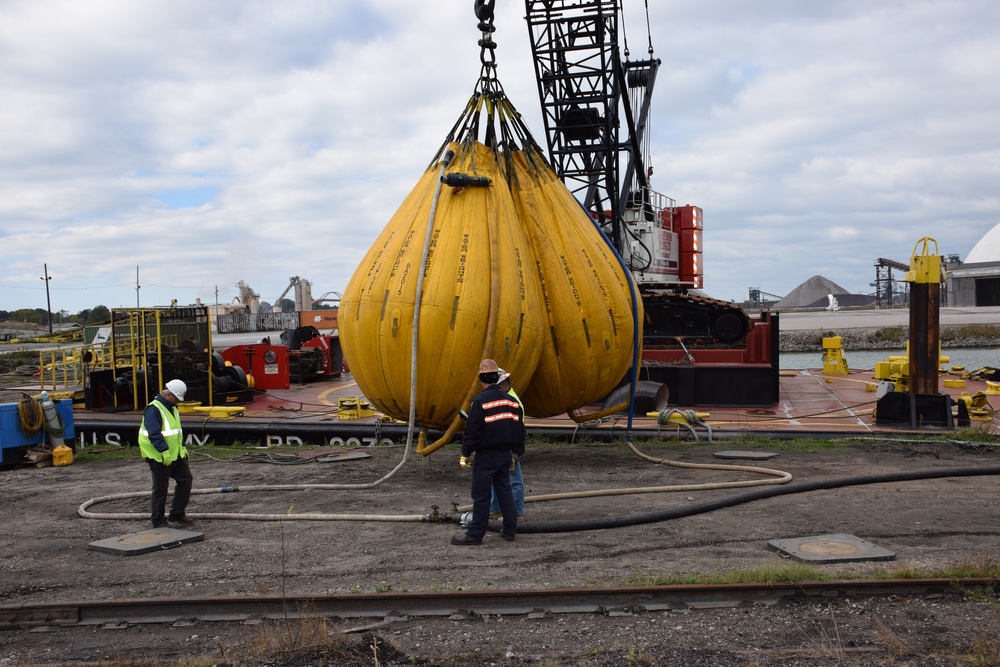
17, 394, 44, 436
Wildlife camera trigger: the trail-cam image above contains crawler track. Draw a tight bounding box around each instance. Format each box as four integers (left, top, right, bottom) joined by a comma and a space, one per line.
2, 579, 996, 630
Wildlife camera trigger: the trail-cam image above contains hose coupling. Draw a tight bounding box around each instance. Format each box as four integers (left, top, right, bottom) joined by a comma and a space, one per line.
442, 173, 491, 188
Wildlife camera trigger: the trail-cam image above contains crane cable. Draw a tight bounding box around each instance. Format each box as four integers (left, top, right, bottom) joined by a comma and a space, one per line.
618, 0, 655, 58
643, 0, 654, 56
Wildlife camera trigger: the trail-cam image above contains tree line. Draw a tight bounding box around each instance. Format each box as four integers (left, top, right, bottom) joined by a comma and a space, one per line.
0, 305, 111, 326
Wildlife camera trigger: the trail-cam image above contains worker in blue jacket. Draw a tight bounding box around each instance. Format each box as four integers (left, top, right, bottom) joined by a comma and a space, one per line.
138, 379, 194, 528
451, 359, 524, 545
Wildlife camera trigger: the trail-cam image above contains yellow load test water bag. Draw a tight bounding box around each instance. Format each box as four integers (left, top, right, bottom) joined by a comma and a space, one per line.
509, 147, 641, 418
339, 141, 544, 430
339, 33, 640, 449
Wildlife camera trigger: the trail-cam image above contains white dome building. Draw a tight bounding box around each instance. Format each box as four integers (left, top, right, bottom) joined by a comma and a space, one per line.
964, 223, 1000, 264
948, 222, 1000, 306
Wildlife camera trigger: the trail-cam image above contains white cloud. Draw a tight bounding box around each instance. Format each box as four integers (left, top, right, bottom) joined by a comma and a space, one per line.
1, 0, 998, 314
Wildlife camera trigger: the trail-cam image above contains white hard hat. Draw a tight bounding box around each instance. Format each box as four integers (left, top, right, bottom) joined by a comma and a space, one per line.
497, 368, 511, 383
165, 379, 187, 401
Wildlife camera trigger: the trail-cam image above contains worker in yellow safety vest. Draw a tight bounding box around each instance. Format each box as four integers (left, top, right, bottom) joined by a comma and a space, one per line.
138, 379, 194, 528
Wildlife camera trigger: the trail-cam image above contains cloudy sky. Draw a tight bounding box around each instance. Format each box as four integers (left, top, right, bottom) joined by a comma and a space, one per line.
2, 0, 998, 316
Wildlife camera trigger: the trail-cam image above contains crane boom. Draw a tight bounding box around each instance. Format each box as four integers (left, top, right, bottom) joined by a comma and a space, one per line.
274, 276, 299, 307
272, 276, 314, 312
523, 0, 753, 347
525, 0, 658, 252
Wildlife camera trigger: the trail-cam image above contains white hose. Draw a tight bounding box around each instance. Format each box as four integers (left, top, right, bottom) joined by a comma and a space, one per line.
77, 487, 429, 522
404, 154, 451, 451
79, 156, 458, 524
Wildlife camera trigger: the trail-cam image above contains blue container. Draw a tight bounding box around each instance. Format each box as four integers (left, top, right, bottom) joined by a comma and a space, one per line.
0, 399, 76, 465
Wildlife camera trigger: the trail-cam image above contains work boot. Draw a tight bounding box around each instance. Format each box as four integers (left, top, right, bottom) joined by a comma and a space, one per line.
152, 520, 168, 529
450, 533, 483, 546
500, 531, 516, 542
169, 515, 195, 526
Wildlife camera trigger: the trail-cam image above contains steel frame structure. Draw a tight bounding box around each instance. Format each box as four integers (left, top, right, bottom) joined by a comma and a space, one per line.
525, 0, 659, 252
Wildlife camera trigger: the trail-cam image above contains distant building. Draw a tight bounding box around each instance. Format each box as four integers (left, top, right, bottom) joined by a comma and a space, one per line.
948, 222, 1000, 306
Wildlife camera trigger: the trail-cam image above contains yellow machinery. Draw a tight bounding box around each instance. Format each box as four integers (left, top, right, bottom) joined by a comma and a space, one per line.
875, 237, 953, 428
83, 306, 252, 410
821, 336, 849, 375
955, 391, 994, 421
873, 341, 951, 393
337, 397, 377, 420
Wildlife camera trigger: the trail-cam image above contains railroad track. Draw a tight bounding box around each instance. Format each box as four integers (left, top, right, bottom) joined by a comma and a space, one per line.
2, 579, 996, 630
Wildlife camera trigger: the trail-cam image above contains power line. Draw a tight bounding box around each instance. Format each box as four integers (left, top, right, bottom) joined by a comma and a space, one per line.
0, 265, 44, 273
0, 282, 134, 291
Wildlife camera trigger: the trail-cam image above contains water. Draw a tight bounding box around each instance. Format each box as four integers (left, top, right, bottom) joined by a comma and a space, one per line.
780, 347, 1000, 370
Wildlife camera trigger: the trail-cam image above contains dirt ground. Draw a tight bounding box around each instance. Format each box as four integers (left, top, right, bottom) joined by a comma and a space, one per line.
2, 437, 1000, 665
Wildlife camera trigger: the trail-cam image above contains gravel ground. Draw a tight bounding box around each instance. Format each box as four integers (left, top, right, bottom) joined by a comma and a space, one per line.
2, 438, 1000, 666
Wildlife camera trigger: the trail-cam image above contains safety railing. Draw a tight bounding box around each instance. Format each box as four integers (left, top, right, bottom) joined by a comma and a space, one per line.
37, 335, 179, 392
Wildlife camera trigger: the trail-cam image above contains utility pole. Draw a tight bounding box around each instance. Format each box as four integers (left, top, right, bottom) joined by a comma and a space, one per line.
41, 263, 53, 335
136, 265, 140, 308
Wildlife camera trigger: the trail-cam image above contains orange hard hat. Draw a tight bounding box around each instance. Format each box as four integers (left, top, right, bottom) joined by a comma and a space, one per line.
478, 358, 499, 373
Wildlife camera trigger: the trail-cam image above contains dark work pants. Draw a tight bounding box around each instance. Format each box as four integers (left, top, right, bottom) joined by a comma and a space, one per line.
467, 448, 516, 540
147, 457, 193, 525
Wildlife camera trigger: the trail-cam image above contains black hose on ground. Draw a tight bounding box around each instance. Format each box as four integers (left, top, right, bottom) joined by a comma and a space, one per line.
502, 465, 1000, 534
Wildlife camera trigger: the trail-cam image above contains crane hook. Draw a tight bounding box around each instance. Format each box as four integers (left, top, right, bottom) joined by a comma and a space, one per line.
474, 0, 496, 23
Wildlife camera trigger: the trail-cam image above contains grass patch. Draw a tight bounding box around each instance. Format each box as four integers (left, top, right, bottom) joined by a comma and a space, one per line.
944, 323, 1000, 341
228, 614, 408, 667
951, 426, 999, 443
72, 443, 330, 464
0, 349, 42, 373
88, 656, 216, 667
629, 556, 1000, 587
682, 435, 850, 453
70, 431, 995, 466
73, 445, 255, 463
73, 446, 141, 463
866, 326, 908, 344
961, 634, 1000, 666
627, 561, 834, 586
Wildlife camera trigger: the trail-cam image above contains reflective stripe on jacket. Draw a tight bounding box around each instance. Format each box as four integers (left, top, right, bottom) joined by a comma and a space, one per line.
461, 384, 525, 457
138, 398, 186, 465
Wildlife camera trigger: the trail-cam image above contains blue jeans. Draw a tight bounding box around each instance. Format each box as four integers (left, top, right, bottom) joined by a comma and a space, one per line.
490, 461, 524, 515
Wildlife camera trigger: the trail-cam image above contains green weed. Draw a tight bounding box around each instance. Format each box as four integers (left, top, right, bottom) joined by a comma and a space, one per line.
867, 326, 908, 343
960, 634, 1000, 666
629, 557, 1000, 587
627, 561, 831, 586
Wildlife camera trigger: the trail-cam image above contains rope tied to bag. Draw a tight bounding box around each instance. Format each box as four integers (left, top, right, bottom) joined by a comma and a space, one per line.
656, 408, 713, 441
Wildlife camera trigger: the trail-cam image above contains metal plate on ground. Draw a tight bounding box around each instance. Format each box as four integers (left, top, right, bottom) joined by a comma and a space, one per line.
713, 450, 779, 460
316, 449, 373, 463
88, 527, 204, 556
767, 533, 895, 563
